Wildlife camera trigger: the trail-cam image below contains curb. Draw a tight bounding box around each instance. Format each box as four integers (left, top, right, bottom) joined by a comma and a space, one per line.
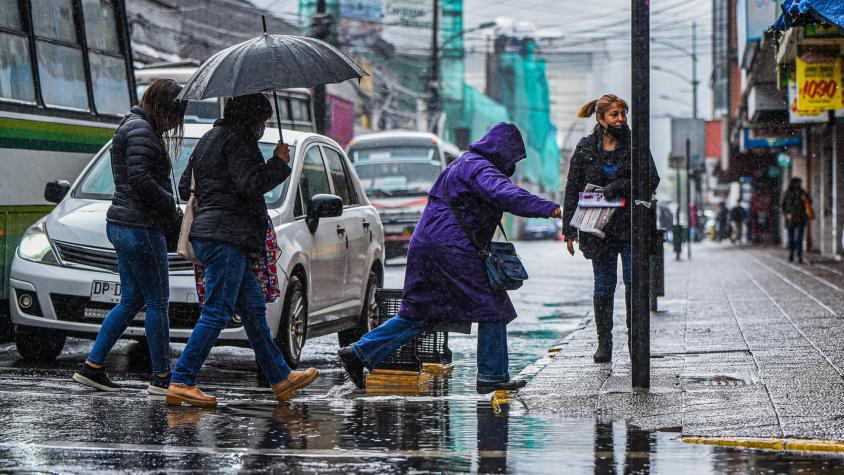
683, 437, 844, 454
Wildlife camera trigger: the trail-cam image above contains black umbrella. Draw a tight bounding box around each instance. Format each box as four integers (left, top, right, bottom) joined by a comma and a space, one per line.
175, 18, 366, 141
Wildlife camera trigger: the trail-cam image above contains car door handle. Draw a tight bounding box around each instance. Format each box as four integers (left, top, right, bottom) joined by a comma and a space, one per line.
362, 220, 370, 230
336, 225, 346, 236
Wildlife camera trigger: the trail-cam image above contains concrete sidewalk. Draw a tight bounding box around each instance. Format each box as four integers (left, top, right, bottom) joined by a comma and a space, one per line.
518, 242, 844, 442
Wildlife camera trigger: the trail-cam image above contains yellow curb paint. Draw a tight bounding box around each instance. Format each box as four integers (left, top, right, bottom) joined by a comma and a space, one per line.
683, 437, 844, 453
490, 390, 512, 414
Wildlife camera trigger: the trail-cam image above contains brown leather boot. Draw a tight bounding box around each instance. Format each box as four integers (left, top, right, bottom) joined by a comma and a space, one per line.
272, 368, 319, 402
165, 383, 217, 407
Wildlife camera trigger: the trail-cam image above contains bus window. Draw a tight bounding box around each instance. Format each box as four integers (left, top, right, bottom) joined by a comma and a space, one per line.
291, 97, 311, 122
83, 0, 130, 115
32, 0, 88, 109
0, 3, 36, 103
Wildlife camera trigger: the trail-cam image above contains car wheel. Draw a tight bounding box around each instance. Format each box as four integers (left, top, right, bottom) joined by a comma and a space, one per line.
15, 326, 66, 362
276, 275, 307, 370
338, 271, 379, 347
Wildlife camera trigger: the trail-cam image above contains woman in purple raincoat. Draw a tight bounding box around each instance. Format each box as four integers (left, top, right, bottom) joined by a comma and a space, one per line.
338, 123, 561, 394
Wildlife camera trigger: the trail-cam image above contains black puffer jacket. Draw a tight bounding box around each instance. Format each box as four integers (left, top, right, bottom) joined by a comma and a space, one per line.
106, 106, 179, 231
562, 126, 660, 259
179, 119, 291, 252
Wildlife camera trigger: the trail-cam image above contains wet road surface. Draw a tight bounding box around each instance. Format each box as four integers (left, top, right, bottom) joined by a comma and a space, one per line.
2, 241, 844, 472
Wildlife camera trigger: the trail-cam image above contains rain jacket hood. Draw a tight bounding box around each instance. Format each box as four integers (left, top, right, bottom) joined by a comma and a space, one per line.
467, 122, 525, 177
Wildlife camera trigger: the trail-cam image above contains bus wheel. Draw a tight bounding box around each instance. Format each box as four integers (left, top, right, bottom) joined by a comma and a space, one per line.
15, 326, 66, 362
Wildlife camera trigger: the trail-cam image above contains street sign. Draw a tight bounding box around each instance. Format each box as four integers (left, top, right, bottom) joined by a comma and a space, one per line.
669, 118, 705, 168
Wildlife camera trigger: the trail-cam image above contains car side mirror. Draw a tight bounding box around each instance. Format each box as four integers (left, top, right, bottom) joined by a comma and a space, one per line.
306, 194, 343, 233
44, 180, 71, 204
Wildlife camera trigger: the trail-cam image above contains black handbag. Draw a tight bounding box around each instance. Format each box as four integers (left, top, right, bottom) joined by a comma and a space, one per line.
443, 169, 528, 291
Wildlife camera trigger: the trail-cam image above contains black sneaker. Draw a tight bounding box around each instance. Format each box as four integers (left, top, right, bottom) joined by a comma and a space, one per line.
476, 379, 527, 395
148, 373, 171, 395
72, 362, 120, 392
338, 346, 366, 390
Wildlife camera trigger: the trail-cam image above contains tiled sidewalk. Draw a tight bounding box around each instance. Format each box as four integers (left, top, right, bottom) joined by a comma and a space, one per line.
519, 243, 844, 441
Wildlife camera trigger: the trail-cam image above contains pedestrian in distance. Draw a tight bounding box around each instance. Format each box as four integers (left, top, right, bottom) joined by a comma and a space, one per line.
338, 123, 562, 394
73, 79, 187, 394
561, 94, 660, 364
729, 203, 746, 244
166, 94, 318, 407
715, 202, 729, 242
781, 177, 810, 263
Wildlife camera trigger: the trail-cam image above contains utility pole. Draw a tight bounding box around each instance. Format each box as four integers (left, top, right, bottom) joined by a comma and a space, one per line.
312, 0, 330, 134
692, 22, 699, 120
428, 0, 439, 132
631, 0, 651, 389
686, 138, 692, 260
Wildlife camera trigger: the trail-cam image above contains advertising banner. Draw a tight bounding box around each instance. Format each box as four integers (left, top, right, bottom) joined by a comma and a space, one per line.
796, 50, 842, 112
789, 80, 829, 123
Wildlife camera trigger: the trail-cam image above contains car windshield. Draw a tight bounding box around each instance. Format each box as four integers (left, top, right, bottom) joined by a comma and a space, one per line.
351, 145, 437, 163
74, 138, 292, 206
354, 160, 441, 197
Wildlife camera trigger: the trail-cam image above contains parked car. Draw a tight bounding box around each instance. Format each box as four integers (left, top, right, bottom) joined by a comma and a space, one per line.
347, 131, 461, 259
523, 218, 560, 240
9, 124, 384, 367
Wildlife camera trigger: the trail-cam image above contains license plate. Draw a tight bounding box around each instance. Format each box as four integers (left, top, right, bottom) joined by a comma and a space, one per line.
91, 280, 121, 303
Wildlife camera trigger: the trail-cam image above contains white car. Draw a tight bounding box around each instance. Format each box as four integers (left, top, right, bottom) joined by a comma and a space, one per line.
9, 124, 385, 367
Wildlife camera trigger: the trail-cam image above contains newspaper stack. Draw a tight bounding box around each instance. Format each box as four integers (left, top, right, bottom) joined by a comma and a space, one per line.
570, 184, 626, 238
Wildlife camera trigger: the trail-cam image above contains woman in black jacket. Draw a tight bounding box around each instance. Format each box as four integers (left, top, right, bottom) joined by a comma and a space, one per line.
73, 79, 186, 394
562, 94, 660, 364
166, 94, 319, 408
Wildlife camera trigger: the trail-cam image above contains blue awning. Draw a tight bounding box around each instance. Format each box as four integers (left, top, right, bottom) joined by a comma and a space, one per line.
774, 0, 844, 30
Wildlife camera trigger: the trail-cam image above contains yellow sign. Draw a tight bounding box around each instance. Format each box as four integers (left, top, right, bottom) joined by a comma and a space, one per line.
796, 52, 842, 112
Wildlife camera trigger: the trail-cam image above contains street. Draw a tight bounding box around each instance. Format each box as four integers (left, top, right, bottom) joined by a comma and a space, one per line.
1, 241, 842, 473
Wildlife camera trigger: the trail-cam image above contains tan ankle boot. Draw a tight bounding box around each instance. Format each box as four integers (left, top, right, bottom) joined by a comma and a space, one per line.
272, 368, 319, 401
165, 383, 217, 407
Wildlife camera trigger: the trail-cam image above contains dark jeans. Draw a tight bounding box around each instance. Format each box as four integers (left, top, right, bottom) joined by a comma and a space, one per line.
591, 240, 632, 299
352, 315, 510, 383
172, 239, 291, 386
787, 223, 806, 259
88, 223, 171, 375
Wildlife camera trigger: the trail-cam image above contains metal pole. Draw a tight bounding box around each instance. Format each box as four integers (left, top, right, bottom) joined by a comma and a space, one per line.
692, 22, 698, 120
313, 0, 328, 134
429, 0, 440, 132
631, 0, 651, 389
675, 165, 681, 260
686, 138, 692, 259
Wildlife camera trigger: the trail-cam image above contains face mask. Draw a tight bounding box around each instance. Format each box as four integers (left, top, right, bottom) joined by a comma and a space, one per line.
604, 124, 630, 142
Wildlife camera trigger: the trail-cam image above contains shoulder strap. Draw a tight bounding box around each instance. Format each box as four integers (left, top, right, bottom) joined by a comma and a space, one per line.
443, 167, 505, 256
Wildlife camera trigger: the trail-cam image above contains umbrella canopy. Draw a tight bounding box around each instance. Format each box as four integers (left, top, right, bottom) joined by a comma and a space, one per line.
774, 0, 844, 30
176, 34, 366, 101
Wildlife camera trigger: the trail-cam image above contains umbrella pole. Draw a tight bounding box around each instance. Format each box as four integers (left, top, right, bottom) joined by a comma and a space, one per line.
262, 15, 285, 143
272, 89, 284, 143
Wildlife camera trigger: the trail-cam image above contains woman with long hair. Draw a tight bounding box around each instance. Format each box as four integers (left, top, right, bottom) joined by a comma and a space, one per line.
165, 94, 318, 407
562, 94, 660, 363
73, 79, 187, 393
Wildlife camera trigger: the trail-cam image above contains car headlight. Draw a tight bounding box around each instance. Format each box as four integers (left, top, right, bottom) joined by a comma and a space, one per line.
18, 222, 59, 265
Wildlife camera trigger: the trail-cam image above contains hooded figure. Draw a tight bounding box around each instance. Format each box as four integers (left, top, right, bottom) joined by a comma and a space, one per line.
338, 123, 561, 394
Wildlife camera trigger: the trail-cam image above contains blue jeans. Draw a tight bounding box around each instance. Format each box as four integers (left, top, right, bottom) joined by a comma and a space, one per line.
352, 315, 510, 383
592, 240, 632, 299
171, 239, 292, 386
787, 223, 805, 259
88, 223, 171, 375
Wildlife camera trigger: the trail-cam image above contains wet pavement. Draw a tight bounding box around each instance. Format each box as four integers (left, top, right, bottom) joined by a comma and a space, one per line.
2, 241, 844, 472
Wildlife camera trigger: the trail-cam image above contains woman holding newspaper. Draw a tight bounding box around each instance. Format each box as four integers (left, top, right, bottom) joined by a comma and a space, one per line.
561, 94, 660, 363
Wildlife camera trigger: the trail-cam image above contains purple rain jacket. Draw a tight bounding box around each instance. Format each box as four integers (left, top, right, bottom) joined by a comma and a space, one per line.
397, 123, 560, 324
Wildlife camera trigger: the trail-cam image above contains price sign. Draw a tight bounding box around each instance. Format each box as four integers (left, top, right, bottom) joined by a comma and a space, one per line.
796, 51, 842, 112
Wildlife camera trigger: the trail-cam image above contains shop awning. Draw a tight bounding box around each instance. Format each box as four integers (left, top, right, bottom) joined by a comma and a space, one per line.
774, 0, 844, 30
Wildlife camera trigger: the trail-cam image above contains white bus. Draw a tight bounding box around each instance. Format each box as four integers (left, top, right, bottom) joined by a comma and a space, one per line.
0, 0, 136, 317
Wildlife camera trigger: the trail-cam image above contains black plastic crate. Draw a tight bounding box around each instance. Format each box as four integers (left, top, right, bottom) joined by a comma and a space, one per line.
373, 289, 452, 372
